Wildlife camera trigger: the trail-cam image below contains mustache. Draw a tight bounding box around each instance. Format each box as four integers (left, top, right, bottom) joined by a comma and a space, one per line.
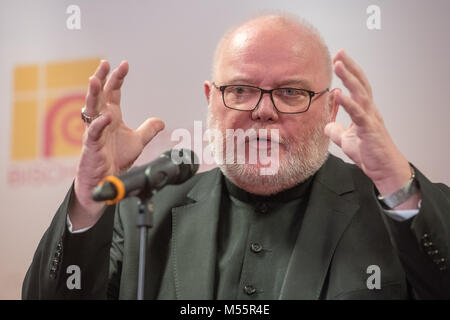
207, 112, 294, 146
223, 127, 285, 145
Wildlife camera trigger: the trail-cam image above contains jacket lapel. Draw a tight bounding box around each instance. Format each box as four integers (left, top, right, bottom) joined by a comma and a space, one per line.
171, 168, 223, 299
279, 155, 360, 299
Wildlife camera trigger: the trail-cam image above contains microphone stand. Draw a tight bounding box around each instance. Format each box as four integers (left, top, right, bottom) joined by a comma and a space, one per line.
92, 149, 198, 300
136, 190, 155, 300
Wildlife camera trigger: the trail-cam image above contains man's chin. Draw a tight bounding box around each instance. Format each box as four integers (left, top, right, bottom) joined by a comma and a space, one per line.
218, 149, 329, 196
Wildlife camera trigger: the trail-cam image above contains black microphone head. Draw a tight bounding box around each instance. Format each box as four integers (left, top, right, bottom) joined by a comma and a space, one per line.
92, 181, 117, 202
164, 149, 199, 184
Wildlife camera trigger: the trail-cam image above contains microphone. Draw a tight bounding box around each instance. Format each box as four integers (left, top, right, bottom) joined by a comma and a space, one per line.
92, 149, 199, 204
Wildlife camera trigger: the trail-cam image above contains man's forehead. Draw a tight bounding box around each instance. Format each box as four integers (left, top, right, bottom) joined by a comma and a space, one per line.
218, 31, 320, 87
226, 23, 314, 58
213, 16, 331, 87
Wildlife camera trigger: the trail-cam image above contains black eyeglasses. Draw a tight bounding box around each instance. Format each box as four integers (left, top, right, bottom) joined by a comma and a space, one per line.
212, 82, 329, 114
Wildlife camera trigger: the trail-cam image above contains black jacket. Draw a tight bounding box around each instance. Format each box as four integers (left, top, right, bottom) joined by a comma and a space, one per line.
22, 155, 450, 299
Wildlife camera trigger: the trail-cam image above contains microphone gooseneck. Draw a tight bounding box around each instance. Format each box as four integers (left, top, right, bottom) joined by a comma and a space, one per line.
92, 149, 199, 204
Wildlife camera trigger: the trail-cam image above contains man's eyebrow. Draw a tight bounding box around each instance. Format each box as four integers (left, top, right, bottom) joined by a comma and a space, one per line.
276, 79, 313, 89
222, 77, 313, 89
225, 77, 255, 85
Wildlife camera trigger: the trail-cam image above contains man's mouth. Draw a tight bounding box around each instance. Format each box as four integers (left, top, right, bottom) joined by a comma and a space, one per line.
256, 138, 271, 150
248, 134, 281, 150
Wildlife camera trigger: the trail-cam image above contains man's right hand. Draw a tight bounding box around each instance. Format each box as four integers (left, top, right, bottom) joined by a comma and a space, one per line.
69, 60, 165, 230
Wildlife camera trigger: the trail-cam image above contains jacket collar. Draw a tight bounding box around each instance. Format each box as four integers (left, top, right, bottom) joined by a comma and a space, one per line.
279, 154, 360, 299
171, 168, 223, 299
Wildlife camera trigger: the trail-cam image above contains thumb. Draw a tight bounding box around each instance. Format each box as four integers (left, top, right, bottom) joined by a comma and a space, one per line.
324, 122, 345, 148
136, 117, 165, 146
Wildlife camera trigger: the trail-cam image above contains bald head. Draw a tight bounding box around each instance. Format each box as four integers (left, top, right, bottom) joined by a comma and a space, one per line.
212, 14, 332, 87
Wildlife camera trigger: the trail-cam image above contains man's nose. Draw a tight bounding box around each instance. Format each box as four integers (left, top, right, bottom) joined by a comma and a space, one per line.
251, 92, 279, 122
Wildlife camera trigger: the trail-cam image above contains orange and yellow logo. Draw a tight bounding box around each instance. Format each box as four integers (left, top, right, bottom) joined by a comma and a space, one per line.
10, 58, 100, 160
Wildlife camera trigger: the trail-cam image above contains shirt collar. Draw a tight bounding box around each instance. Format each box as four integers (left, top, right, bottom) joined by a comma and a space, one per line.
223, 174, 314, 204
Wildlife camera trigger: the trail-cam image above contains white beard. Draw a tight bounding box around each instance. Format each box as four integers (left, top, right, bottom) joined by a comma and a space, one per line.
206, 109, 331, 195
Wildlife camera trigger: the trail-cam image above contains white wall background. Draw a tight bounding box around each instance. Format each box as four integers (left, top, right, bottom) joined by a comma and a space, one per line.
0, 0, 449, 299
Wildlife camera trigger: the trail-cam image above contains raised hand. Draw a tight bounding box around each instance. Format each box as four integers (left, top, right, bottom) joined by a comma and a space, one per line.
70, 60, 165, 229
324, 50, 419, 209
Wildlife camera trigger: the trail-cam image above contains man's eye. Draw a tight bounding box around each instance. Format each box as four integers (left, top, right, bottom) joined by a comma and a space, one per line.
233, 87, 246, 94
281, 88, 300, 96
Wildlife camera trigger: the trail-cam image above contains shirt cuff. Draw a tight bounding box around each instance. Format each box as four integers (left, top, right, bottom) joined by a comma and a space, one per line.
382, 200, 422, 222
66, 214, 94, 234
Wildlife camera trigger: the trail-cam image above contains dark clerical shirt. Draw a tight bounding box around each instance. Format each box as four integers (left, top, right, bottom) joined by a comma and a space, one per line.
215, 174, 313, 299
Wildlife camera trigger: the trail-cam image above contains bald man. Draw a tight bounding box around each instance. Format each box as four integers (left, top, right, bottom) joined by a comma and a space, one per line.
23, 14, 450, 299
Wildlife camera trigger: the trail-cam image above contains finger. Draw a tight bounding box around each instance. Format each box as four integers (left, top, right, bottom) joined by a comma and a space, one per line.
86, 112, 112, 143
84, 61, 111, 116
104, 61, 129, 105
94, 60, 110, 86
334, 90, 367, 126
135, 118, 165, 146
333, 50, 372, 96
84, 76, 103, 116
324, 122, 346, 148
334, 61, 369, 106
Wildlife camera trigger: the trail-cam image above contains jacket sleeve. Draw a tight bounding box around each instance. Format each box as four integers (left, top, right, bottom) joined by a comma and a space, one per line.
380, 165, 450, 299
22, 184, 119, 299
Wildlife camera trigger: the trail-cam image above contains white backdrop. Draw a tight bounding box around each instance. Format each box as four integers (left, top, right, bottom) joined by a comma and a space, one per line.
0, 0, 449, 299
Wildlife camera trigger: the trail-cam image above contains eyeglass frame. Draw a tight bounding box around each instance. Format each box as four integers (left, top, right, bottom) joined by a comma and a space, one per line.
212, 82, 329, 114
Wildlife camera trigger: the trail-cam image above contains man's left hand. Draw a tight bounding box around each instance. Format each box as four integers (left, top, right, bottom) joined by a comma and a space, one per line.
324, 50, 419, 209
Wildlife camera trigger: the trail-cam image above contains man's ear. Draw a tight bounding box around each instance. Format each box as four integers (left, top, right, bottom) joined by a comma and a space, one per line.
204, 81, 212, 105
328, 88, 341, 121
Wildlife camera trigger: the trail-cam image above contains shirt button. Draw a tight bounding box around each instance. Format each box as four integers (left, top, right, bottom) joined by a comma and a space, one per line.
250, 243, 263, 253
243, 285, 257, 296
433, 258, 446, 265
423, 241, 433, 248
